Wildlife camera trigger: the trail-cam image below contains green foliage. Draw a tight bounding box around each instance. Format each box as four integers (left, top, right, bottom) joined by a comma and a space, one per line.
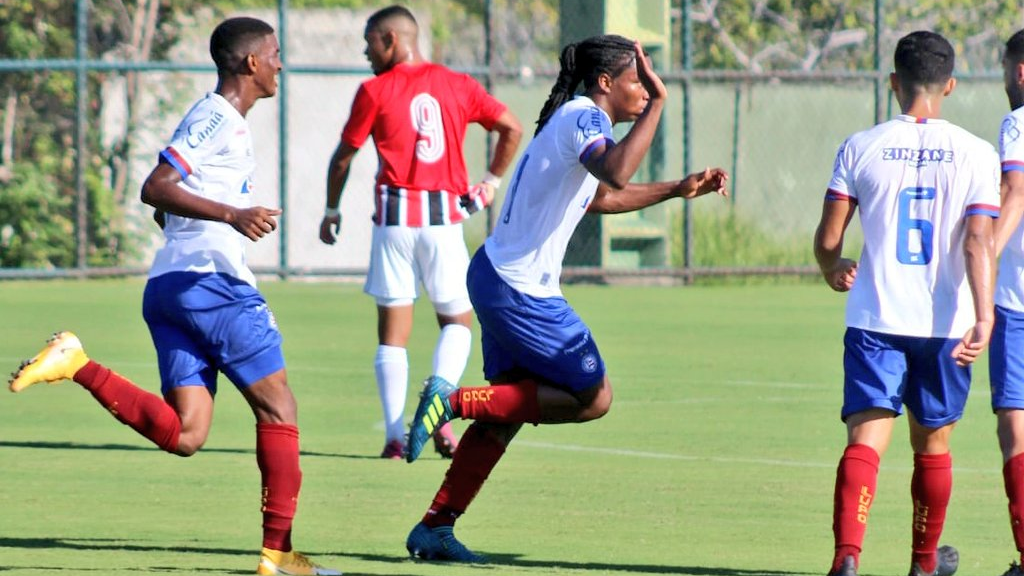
673, 207, 814, 267
0, 163, 75, 268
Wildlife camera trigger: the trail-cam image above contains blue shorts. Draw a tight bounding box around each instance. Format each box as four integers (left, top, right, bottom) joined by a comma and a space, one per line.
990, 305, 1024, 411
842, 327, 970, 427
142, 272, 285, 396
467, 248, 605, 392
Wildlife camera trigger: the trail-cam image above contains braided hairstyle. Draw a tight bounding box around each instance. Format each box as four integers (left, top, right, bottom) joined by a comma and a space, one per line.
534, 34, 636, 135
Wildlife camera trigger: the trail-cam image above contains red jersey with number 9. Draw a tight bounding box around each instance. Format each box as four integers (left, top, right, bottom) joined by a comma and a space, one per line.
341, 62, 507, 227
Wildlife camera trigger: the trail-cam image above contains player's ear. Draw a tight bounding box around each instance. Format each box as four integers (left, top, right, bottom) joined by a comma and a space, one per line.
383, 29, 397, 49
245, 52, 258, 74
943, 77, 956, 96
888, 72, 898, 93
1016, 62, 1024, 84
596, 72, 613, 94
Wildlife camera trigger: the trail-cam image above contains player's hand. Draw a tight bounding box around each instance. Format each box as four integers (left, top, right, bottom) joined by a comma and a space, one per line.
678, 167, 729, 199
951, 319, 994, 367
633, 40, 667, 103
471, 182, 495, 206
823, 258, 857, 292
320, 213, 342, 245
230, 206, 281, 242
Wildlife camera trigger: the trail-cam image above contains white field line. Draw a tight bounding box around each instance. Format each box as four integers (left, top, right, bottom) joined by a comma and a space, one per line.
513, 440, 999, 475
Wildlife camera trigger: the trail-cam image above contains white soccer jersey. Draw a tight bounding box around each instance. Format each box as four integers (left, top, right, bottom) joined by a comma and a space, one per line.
827, 114, 1000, 338
996, 106, 1024, 312
484, 96, 613, 298
149, 93, 257, 286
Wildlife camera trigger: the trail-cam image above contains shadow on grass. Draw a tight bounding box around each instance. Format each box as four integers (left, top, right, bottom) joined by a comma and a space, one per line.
0, 440, 377, 460
0, 538, 819, 575
0, 538, 377, 575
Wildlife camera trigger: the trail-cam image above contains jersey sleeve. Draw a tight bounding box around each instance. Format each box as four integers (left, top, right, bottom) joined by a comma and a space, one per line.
340, 83, 377, 149
825, 137, 857, 203
965, 145, 1001, 218
562, 105, 614, 165
1001, 113, 1024, 174
160, 105, 234, 179
458, 74, 507, 130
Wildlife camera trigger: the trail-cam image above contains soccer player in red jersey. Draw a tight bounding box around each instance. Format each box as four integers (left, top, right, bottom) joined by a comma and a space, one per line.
318, 5, 522, 460
8, 17, 339, 576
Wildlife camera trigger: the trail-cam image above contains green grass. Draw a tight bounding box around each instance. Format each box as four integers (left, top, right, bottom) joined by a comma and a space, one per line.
0, 279, 1013, 575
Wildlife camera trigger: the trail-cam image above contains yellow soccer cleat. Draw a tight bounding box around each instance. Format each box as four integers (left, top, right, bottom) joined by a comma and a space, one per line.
9, 331, 89, 393
256, 548, 342, 575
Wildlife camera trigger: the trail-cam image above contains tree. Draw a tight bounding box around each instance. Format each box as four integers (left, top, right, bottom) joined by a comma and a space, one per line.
684, 0, 1020, 72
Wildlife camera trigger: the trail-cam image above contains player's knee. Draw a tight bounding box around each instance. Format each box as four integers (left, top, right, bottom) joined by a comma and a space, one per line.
173, 437, 205, 457
577, 385, 613, 422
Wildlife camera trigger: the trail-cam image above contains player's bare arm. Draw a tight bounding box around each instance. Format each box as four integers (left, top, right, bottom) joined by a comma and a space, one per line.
813, 196, 858, 292
996, 170, 1024, 255
320, 141, 359, 245
589, 167, 728, 214
584, 43, 666, 190
952, 213, 996, 366
141, 163, 281, 242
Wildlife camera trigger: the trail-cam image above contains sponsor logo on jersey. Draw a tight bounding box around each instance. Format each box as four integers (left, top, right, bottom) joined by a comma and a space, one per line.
565, 331, 591, 354
185, 111, 225, 148
577, 107, 604, 137
881, 147, 953, 166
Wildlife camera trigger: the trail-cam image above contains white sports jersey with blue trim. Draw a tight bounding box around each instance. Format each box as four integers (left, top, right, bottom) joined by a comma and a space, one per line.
485, 96, 614, 298
997, 106, 1024, 312
827, 114, 1000, 338
149, 93, 257, 286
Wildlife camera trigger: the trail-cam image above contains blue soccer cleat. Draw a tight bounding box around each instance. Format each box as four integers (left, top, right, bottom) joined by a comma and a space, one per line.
406, 376, 457, 463
405, 522, 485, 563
828, 555, 857, 576
908, 545, 959, 576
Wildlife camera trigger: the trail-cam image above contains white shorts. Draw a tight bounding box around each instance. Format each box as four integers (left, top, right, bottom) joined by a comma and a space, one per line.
364, 223, 471, 308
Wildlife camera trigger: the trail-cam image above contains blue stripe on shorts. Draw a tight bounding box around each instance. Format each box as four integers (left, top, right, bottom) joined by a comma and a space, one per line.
467, 248, 605, 392
842, 327, 970, 427
142, 272, 284, 395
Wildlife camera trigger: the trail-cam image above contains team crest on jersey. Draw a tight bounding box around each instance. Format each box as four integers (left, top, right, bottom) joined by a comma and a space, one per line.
577, 107, 604, 137
185, 111, 225, 148
1002, 116, 1021, 153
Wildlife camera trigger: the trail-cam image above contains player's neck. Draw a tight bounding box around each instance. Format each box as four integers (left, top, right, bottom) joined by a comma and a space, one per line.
215, 80, 258, 117
900, 96, 944, 120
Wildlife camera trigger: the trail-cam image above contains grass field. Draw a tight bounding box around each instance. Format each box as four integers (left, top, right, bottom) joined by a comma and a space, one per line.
0, 278, 1014, 575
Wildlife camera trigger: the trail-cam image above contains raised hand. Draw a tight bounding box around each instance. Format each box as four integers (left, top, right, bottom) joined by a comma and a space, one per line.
633, 40, 667, 102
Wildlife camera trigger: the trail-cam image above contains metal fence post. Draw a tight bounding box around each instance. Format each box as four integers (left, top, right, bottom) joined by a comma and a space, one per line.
75, 0, 88, 270
278, 0, 289, 278
681, 0, 693, 283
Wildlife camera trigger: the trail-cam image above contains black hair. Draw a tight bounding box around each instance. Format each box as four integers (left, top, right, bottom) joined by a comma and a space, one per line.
1007, 29, 1024, 65
893, 31, 955, 89
534, 34, 636, 135
209, 17, 275, 74
367, 5, 417, 32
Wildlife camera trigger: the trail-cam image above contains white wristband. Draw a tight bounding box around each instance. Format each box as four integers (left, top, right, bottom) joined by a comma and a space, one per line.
324, 207, 340, 218
482, 171, 501, 189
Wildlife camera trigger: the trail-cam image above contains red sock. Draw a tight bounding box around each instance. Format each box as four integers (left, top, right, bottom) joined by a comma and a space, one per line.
73, 361, 180, 453
257, 423, 302, 552
422, 424, 506, 528
832, 443, 880, 572
911, 452, 952, 573
1004, 453, 1024, 562
449, 380, 540, 424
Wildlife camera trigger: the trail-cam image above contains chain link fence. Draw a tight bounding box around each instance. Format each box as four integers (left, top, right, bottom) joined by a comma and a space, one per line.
0, 0, 1011, 281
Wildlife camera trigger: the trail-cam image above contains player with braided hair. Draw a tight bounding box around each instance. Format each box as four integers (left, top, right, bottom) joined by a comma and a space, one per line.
402, 33, 728, 562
